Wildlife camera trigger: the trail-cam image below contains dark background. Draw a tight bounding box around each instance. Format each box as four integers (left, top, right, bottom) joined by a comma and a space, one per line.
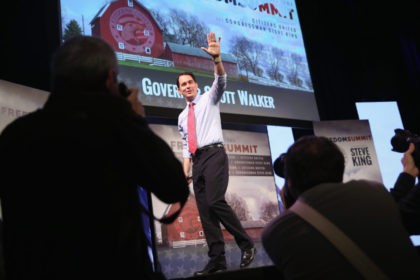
1, 0, 419, 134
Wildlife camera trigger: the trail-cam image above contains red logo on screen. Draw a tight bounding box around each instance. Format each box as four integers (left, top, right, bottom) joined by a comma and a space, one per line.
259, 3, 294, 20
216, 0, 295, 20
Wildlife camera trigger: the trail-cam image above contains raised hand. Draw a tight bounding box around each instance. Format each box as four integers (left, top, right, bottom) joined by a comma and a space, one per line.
201, 32, 221, 59
402, 143, 419, 177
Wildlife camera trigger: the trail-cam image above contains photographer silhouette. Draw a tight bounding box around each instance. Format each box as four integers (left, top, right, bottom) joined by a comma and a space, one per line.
390, 139, 420, 235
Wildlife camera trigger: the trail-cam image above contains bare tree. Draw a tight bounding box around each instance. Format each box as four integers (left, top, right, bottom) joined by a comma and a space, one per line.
267, 47, 285, 82
150, 10, 175, 42
230, 36, 264, 77
226, 193, 252, 221
290, 53, 303, 71
151, 8, 209, 47
288, 52, 304, 86
260, 201, 279, 222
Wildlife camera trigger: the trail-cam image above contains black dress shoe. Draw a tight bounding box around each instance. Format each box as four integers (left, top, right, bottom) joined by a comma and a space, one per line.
240, 247, 256, 268
194, 262, 227, 276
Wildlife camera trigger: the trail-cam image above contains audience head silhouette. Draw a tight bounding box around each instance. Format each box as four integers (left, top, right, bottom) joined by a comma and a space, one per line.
284, 135, 345, 198
50, 35, 119, 96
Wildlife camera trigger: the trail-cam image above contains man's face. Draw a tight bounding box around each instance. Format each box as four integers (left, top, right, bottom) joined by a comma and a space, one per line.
178, 74, 198, 102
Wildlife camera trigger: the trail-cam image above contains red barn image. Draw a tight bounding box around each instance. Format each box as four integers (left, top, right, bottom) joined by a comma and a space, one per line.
161, 194, 206, 248
90, 0, 239, 76
162, 42, 239, 77
90, 0, 165, 57
161, 193, 262, 248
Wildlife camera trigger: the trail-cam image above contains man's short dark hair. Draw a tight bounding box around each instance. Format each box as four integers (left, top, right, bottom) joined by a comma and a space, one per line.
285, 135, 345, 196
176, 72, 197, 88
50, 35, 117, 93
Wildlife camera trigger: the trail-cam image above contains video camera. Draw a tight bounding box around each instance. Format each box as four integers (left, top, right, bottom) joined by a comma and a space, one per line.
390, 128, 420, 168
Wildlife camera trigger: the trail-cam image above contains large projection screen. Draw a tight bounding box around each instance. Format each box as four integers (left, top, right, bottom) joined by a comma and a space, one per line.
60, 0, 319, 122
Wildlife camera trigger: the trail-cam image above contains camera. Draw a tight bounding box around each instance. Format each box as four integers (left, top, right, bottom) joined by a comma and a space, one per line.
118, 82, 131, 98
273, 153, 296, 208
273, 153, 286, 178
390, 128, 420, 168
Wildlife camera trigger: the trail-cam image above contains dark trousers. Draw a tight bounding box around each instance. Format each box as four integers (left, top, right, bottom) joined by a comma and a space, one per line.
192, 146, 253, 263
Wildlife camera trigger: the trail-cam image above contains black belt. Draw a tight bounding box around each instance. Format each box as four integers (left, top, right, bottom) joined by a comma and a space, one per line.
193, 143, 224, 157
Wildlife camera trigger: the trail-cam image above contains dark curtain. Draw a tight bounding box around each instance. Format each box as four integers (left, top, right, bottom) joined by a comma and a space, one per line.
296, 0, 420, 133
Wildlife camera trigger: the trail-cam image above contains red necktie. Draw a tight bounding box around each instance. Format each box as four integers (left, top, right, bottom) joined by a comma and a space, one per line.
188, 102, 198, 154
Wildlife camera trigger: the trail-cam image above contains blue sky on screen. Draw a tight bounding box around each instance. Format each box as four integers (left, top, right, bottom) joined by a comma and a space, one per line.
356, 101, 404, 190
267, 125, 294, 187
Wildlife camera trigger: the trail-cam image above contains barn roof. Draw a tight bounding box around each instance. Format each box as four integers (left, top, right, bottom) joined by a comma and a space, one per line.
89, 0, 163, 31
90, 3, 110, 25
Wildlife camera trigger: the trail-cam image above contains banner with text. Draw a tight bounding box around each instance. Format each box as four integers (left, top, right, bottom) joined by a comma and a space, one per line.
313, 119, 383, 183
149, 124, 279, 248
0, 79, 48, 133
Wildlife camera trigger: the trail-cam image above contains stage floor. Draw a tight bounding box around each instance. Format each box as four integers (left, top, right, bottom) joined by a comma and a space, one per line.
156, 240, 273, 279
